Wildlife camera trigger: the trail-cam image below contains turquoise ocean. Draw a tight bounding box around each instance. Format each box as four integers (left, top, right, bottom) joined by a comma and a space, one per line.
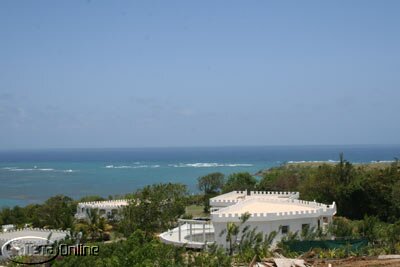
0, 145, 399, 207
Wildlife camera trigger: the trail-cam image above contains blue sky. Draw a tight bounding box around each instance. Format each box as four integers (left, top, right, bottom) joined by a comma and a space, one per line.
1, 1, 399, 149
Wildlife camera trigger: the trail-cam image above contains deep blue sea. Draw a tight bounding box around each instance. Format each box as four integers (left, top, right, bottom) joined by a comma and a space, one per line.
0, 145, 399, 207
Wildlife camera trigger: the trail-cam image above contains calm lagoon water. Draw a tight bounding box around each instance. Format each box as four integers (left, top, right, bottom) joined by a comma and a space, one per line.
0, 145, 399, 207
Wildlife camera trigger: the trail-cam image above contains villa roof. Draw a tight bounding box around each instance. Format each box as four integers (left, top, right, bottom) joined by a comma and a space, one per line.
209, 190, 300, 207
227, 200, 316, 214
211, 197, 336, 222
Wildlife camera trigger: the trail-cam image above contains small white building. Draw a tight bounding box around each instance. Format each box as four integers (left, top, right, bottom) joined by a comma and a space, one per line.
74, 199, 129, 220
159, 190, 336, 249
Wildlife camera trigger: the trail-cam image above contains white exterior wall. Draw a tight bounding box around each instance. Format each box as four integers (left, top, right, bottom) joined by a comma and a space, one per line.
213, 216, 321, 248
75, 205, 119, 220
74, 200, 128, 220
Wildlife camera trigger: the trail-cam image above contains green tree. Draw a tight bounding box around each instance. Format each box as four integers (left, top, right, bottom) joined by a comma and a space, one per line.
0, 206, 27, 226
222, 172, 257, 193
359, 215, 381, 242
198, 172, 224, 212
392, 180, 400, 218
385, 221, 400, 253
220, 212, 251, 255
236, 228, 277, 263
23, 204, 41, 227
75, 208, 111, 241
330, 217, 359, 238
187, 243, 232, 267
78, 195, 106, 202
52, 230, 187, 267
198, 172, 224, 194
258, 168, 300, 192
335, 152, 354, 185
38, 195, 75, 229
119, 183, 188, 237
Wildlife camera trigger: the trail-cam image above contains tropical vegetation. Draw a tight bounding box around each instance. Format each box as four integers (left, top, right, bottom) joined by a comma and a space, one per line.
1, 155, 400, 266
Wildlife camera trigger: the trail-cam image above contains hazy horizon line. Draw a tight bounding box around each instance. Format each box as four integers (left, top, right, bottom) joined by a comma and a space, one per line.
1, 143, 400, 152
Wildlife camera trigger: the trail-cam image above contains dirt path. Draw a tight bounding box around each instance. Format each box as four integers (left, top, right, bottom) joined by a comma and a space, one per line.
311, 258, 400, 266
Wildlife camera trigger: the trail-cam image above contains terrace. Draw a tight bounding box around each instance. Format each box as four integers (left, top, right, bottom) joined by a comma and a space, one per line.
159, 219, 214, 249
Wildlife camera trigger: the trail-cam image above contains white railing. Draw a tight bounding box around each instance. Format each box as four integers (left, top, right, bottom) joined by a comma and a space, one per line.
77, 199, 129, 209
211, 198, 336, 222
210, 191, 300, 206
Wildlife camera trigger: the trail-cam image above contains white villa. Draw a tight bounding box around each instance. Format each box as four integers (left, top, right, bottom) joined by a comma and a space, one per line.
160, 190, 336, 249
74, 199, 129, 220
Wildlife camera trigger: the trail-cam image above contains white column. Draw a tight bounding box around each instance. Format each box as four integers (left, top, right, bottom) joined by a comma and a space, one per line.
203, 223, 206, 243
189, 223, 192, 242
178, 222, 181, 241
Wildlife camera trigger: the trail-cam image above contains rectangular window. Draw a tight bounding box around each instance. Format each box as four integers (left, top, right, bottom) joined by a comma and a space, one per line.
281, 225, 289, 234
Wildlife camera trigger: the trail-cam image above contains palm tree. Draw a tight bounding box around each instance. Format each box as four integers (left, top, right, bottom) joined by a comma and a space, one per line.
219, 212, 251, 255
84, 208, 111, 241
225, 222, 240, 255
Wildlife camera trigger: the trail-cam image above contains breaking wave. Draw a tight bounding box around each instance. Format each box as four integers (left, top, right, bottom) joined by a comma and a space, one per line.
370, 160, 395, 163
104, 164, 160, 169
2, 167, 77, 173
104, 163, 253, 169
287, 160, 339, 164
168, 163, 253, 168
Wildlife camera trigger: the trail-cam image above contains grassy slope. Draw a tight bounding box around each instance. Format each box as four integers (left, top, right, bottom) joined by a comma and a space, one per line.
185, 204, 207, 217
